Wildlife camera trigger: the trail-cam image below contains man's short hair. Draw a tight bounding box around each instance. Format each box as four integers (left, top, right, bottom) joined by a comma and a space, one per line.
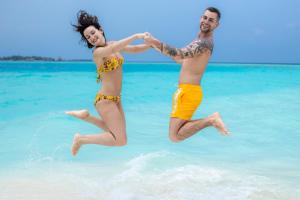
206, 7, 221, 21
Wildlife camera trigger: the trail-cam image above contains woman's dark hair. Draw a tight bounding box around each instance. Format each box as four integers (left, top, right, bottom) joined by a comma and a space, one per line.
206, 7, 221, 21
72, 10, 106, 48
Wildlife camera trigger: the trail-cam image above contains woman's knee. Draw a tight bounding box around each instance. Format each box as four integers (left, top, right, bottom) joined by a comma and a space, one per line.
115, 138, 127, 146
114, 134, 127, 146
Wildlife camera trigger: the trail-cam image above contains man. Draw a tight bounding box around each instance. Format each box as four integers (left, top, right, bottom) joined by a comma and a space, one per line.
144, 7, 229, 142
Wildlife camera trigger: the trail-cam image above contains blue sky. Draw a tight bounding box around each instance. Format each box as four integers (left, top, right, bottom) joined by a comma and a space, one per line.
1, 0, 300, 63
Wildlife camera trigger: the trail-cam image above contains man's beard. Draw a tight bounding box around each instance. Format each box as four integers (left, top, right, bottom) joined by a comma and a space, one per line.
200, 24, 211, 33
200, 27, 211, 34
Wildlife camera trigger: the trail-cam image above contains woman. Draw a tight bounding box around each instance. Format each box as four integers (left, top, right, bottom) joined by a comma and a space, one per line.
66, 10, 150, 156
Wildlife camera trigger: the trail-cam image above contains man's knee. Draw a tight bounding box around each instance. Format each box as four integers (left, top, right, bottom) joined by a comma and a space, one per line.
169, 119, 186, 143
169, 132, 182, 143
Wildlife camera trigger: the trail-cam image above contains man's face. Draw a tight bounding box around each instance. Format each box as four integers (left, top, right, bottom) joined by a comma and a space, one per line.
200, 10, 219, 33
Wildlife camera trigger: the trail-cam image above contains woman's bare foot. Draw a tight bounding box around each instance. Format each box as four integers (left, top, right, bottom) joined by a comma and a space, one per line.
65, 109, 89, 120
209, 112, 230, 135
71, 133, 82, 156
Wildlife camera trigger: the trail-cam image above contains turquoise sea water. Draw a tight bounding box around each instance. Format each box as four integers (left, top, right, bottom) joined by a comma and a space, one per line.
0, 61, 300, 200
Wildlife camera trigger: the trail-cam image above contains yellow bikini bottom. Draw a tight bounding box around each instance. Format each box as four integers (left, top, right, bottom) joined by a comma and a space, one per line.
94, 93, 120, 106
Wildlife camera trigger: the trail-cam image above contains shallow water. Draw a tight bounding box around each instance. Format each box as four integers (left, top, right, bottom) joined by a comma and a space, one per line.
0, 62, 300, 199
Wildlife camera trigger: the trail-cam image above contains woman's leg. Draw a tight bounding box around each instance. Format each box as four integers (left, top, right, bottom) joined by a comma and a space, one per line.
65, 109, 109, 131
116, 101, 126, 130
71, 101, 127, 156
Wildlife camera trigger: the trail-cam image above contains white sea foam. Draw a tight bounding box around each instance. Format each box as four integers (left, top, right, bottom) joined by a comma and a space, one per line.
0, 152, 298, 200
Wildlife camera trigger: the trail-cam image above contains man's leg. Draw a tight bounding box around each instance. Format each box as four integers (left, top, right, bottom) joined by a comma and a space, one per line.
169, 112, 229, 142
169, 118, 188, 142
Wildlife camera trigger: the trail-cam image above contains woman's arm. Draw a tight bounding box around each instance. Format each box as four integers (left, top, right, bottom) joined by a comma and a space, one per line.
122, 44, 151, 53
93, 33, 146, 59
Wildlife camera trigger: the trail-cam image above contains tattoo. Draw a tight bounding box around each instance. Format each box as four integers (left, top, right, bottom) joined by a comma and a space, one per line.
162, 38, 214, 59
163, 44, 178, 56
160, 42, 163, 52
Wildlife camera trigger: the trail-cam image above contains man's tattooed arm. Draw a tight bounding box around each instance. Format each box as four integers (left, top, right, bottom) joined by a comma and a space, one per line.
161, 39, 214, 59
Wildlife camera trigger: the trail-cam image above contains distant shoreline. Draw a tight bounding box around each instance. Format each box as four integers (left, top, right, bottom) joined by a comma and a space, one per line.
0, 56, 299, 65
0, 56, 91, 62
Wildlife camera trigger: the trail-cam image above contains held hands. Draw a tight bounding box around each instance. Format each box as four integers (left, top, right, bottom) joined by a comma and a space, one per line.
134, 32, 159, 49
134, 32, 155, 42
144, 32, 155, 46
135, 32, 148, 39
144, 32, 161, 50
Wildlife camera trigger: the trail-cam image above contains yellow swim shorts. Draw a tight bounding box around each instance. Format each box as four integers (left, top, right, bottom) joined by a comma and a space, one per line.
170, 84, 203, 120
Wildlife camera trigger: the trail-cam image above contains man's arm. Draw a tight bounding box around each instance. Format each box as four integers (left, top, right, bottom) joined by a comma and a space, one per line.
162, 39, 213, 59
173, 57, 183, 64
145, 34, 213, 59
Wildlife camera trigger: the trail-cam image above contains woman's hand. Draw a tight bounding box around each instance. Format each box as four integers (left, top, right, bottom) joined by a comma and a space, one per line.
134, 32, 148, 39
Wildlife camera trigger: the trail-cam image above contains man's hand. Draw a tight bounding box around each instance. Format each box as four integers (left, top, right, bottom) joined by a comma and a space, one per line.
144, 33, 162, 51
144, 32, 154, 45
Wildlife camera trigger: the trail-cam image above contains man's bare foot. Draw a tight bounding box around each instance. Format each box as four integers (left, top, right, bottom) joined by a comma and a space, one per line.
71, 133, 82, 156
65, 110, 89, 120
209, 112, 230, 135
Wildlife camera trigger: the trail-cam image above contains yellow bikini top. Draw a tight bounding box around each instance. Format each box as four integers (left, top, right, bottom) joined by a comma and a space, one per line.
96, 56, 124, 82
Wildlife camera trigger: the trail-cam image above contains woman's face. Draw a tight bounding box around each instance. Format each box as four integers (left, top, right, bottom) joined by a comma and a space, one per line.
83, 26, 105, 47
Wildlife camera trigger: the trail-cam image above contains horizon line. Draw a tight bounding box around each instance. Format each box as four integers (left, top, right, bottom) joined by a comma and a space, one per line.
1, 60, 300, 66
0, 55, 300, 65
